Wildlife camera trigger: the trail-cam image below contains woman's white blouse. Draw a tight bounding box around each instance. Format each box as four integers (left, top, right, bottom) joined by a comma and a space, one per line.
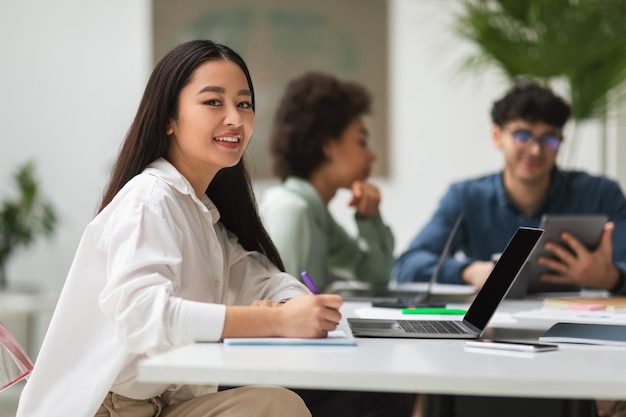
17, 158, 308, 417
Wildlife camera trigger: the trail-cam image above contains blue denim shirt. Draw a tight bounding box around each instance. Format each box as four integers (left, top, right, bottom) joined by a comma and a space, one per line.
394, 168, 626, 294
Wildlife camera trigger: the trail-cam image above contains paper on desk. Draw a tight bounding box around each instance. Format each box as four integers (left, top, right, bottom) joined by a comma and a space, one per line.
514, 308, 626, 325
353, 308, 517, 325
223, 330, 356, 346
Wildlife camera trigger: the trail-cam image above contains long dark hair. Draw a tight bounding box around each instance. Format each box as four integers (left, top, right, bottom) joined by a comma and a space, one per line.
98, 39, 284, 270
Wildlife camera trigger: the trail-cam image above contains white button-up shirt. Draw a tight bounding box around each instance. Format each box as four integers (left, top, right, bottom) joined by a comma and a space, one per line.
17, 158, 308, 417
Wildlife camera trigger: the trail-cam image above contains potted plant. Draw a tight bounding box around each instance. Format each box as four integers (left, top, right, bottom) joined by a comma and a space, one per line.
451, 0, 626, 167
0, 160, 58, 290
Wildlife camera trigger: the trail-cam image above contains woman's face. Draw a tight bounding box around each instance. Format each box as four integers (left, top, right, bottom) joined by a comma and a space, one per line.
323, 117, 376, 187
167, 59, 255, 186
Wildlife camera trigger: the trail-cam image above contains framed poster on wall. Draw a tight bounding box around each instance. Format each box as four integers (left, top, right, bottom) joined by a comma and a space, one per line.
153, 0, 389, 178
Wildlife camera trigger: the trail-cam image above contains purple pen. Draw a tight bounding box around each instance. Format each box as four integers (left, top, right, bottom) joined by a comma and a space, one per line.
300, 271, 321, 294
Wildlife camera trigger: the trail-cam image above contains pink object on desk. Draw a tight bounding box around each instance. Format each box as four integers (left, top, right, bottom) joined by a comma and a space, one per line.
0, 322, 34, 392
567, 303, 606, 311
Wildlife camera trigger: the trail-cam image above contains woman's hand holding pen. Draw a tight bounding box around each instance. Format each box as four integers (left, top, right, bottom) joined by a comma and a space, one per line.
276, 294, 343, 338
247, 272, 342, 338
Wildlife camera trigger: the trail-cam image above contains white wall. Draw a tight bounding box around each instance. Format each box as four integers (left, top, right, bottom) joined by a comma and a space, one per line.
1, 0, 152, 291
0, 0, 620, 298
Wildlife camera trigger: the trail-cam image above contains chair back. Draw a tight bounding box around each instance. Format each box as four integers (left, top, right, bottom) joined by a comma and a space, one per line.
0, 322, 34, 392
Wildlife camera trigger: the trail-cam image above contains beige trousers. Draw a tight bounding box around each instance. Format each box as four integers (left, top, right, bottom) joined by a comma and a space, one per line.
95, 386, 311, 417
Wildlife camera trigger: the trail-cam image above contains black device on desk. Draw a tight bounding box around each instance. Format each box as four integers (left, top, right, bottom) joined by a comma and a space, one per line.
540, 322, 626, 346
371, 299, 445, 308
372, 212, 464, 308
465, 339, 558, 352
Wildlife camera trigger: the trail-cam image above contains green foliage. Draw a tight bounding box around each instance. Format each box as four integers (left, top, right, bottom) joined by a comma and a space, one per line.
0, 161, 58, 270
453, 0, 626, 121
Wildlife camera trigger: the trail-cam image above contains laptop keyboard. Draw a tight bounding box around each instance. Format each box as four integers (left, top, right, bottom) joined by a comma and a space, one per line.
398, 320, 469, 334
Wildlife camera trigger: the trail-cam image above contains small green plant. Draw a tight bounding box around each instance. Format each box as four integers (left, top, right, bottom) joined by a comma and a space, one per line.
0, 161, 58, 289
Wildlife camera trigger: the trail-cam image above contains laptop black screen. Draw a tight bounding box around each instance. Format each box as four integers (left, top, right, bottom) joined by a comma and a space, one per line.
464, 227, 543, 331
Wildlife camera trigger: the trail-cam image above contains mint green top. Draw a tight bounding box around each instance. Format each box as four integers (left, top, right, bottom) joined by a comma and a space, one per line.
260, 177, 394, 290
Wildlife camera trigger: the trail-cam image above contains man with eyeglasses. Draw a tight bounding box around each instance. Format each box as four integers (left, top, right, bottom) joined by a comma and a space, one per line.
394, 80, 626, 295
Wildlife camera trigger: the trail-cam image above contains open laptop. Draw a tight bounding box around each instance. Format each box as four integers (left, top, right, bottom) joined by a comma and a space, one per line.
372, 212, 464, 308
348, 227, 543, 339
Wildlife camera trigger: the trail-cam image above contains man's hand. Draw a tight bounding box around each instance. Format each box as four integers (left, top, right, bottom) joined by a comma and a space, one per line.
539, 222, 620, 290
461, 261, 495, 288
348, 181, 381, 218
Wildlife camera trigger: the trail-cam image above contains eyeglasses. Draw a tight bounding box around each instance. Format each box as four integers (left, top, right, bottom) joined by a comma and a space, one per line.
508, 129, 562, 152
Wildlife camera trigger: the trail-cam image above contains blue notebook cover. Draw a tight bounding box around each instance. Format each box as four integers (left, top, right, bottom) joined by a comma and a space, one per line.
540, 322, 626, 347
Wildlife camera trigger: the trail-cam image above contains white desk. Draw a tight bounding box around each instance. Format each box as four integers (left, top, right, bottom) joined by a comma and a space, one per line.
138, 300, 626, 400
0, 291, 57, 317
0, 291, 57, 357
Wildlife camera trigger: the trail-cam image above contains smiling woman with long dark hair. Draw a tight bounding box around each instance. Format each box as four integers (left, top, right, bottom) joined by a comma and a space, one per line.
17, 40, 343, 417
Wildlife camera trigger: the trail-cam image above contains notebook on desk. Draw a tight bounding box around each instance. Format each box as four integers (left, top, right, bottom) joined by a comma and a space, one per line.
543, 296, 626, 311
348, 227, 543, 339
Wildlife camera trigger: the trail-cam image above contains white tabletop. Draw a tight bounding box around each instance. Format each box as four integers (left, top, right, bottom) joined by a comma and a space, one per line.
0, 291, 58, 316
138, 300, 626, 400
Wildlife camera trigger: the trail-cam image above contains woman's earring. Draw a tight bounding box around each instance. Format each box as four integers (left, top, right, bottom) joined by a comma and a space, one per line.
166, 128, 174, 136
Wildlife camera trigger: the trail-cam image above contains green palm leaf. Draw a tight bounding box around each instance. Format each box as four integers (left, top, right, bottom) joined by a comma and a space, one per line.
453, 0, 626, 122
